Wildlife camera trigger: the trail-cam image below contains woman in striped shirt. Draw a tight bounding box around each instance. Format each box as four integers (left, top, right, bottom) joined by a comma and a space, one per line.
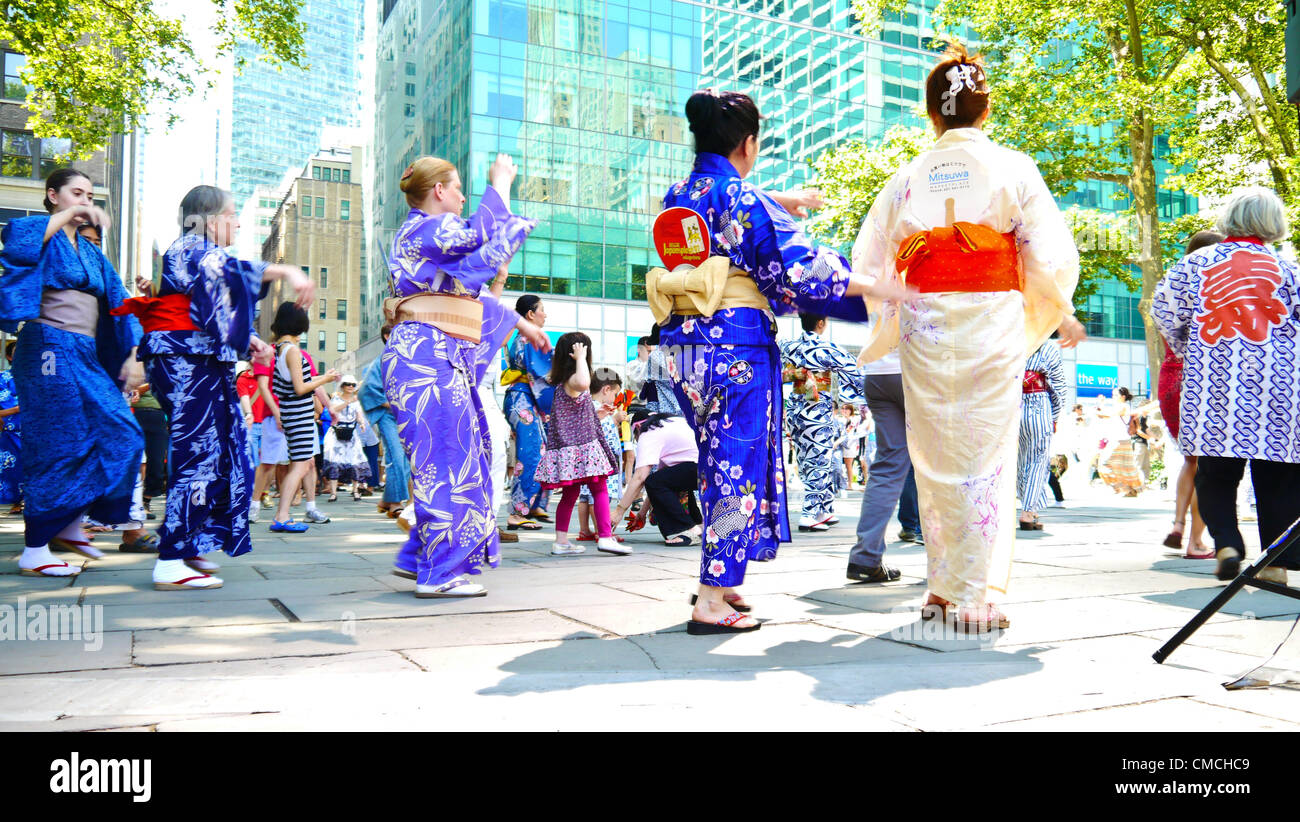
269, 302, 338, 532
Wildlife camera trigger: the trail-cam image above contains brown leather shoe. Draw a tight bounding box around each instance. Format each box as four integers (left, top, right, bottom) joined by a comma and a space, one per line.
498, 527, 519, 543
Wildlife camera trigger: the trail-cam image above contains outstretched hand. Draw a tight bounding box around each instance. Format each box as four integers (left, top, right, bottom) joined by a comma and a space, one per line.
517, 318, 550, 353
1057, 315, 1086, 349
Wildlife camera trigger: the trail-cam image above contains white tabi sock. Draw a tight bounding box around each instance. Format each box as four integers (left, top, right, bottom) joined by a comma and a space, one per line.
20, 545, 79, 575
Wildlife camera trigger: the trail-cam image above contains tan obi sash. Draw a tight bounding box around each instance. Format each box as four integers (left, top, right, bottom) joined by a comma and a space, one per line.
644, 256, 769, 326
32, 289, 99, 337
384, 293, 484, 344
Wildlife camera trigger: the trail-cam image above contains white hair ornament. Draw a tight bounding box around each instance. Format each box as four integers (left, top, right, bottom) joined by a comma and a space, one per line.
940, 63, 980, 117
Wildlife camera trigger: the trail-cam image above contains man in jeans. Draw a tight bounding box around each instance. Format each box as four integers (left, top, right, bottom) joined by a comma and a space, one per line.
846, 349, 918, 583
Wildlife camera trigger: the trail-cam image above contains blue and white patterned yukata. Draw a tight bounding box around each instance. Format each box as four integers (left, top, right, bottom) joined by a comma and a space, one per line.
1016, 340, 1066, 511
142, 234, 268, 559
0, 369, 21, 504
661, 152, 871, 588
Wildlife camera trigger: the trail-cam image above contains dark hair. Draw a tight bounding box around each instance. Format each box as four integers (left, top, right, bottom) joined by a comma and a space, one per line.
637, 336, 653, 348
1184, 230, 1225, 256
591, 367, 621, 395
44, 168, 92, 213
4, 340, 14, 360
270, 301, 310, 339
647, 323, 661, 345
380, 323, 394, 342
925, 43, 990, 131
77, 222, 102, 246
685, 90, 761, 157
799, 312, 826, 334
549, 331, 592, 389
515, 294, 542, 317
631, 411, 673, 439
1116, 386, 1133, 401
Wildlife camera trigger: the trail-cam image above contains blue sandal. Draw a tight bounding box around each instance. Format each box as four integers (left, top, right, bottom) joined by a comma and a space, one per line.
270, 519, 309, 533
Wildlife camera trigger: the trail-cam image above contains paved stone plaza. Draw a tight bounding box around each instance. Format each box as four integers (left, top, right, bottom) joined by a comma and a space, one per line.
2, 481, 1298, 731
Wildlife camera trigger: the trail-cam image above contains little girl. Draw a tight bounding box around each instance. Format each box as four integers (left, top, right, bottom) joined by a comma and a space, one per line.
534, 333, 626, 556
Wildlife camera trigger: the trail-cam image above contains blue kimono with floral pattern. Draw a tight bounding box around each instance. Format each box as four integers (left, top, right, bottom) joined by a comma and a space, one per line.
385, 186, 536, 587
504, 332, 553, 515
0, 369, 21, 504
661, 152, 870, 587
142, 234, 269, 559
0, 216, 142, 546
780, 330, 866, 519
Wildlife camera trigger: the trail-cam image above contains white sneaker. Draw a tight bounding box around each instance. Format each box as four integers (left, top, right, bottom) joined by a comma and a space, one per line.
1050, 500, 1065, 508
303, 509, 330, 524
596, 537, 631, 555
248, 503, 260, 523
551, 542, 585, 555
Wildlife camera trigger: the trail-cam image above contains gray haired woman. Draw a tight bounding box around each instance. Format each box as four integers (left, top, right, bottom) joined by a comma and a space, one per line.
119, 184, 315, 590
1152, 186, 1300, 586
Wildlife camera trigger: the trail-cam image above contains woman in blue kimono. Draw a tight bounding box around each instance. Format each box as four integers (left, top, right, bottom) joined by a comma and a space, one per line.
0, 341, 22, 513
0, 168, 144, 577
659, 91, 913, 633
384, 153, 548, 598
122, 185, 315, 589
503, 294, 553, 528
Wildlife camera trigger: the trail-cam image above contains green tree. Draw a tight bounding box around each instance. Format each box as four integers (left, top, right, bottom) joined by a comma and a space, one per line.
0, 0, 306, 155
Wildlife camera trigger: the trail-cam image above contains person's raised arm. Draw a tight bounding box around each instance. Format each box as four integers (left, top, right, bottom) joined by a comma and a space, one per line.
567, 341, 591, 395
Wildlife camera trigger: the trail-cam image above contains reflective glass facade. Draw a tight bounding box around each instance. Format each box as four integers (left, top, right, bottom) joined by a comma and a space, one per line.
231, 0, 364, 208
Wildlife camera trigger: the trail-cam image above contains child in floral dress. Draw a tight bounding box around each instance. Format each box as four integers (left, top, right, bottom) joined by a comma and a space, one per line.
576, 368, 627, 543
534, 333, 625, 556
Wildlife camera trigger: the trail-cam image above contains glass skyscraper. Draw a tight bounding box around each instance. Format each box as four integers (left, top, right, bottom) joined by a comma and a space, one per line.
373, 0, 1191, 387
231, 0, 365, 208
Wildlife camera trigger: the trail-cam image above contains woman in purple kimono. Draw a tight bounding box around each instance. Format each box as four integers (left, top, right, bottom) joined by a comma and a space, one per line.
384, 153, 549, 598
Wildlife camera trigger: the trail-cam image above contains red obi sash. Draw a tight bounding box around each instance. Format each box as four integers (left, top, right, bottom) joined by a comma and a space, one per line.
1023, 370, 1048, 393
895, 222, 1021, 293
782, 364, 832, 400
110, 294, 198, 333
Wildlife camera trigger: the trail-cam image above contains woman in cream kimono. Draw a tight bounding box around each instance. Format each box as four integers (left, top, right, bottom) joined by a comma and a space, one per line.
853, 46, 1085, 631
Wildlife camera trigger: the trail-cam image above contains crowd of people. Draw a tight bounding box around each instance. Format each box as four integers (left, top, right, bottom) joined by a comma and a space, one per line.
3, 42, 1296, 637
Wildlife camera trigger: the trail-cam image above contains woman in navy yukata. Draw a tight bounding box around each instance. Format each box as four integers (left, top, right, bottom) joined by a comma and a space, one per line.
120, 185, 316, 590
659, 91, 914, 634
0, 168, 144, 578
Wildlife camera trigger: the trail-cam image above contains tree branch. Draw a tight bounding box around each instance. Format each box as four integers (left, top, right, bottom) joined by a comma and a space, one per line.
1199, 34, 1292, 195
1244, 43, 1296, 157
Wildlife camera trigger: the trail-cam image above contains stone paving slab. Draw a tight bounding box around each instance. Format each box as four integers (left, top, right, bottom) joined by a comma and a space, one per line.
129, 610, 601, 666
1, 483, 1298, 730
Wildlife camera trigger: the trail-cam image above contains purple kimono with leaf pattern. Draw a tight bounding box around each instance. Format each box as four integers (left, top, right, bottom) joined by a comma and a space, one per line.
385, 186, 536, 587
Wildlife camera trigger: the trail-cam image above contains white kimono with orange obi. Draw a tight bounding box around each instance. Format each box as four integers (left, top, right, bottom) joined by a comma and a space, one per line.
852, 128, 1079, 608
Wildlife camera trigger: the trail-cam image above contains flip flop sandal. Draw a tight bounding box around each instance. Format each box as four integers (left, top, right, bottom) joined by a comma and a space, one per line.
415, 576, 487, 599
118, 533, 160, 553
664, 535, 694, 547
392, 567, 417, 580
50, 537, 104, 559
507, 520, 542, 531
686, 611, 761, 635
1162, 531, 1184, 549
185, 556, 220, 573
20, 562, 80, 577
154, 574, 223, 591
689, 593, 752, 613
530, 511, 552, 522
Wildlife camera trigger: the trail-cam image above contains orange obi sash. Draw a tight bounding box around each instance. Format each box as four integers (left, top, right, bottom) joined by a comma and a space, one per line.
782, 364, 832, 400
895, 222, 1022, 293
110, 294, 198, 333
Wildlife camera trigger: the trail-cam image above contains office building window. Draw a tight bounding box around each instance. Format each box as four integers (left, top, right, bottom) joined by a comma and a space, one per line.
336, 331, 347, 352
342, 170, 351, 183
315, 197, 325, 216
332, 168, 341, 182
318, 299, 326, 320
337, 299, 347, 321
299, 333, 307, 348
320, 267, 328, 289
2, 130, 71, 179
318, 330, 326, 351
405, 82, 416, 96
340, 200, 350, 221
3, 51, 28, 100
312, 166, 321, 179
301, 197, 312, 217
